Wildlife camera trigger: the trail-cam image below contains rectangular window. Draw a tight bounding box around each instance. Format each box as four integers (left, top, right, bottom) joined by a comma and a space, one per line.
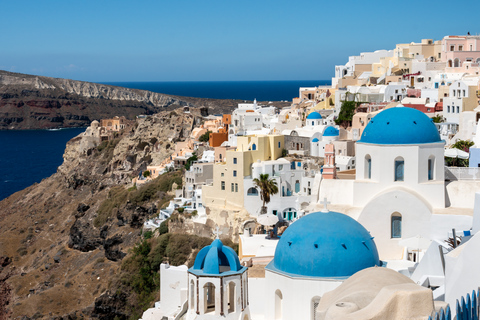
470, 45, 473, 51
233, 170, 237, 177
273, 210, 277, 216
221, 173, 224, 177
235, 183, 238, 192
278, 141, 281, 148
233, 158, 237, 164
463, 90, 466, 97
459, 45, 463, 51
450, 45, 455, 51
221, 181, 225, 190
457, 106, 460, 113
231, 183, 234, 192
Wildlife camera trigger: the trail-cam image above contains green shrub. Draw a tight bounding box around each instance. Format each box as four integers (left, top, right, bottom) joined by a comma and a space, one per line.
143, 171, 151, 178
143, 231, 153, 239
198, 131, 211, 143
177, 207, 184, 213
159, 220, 168, 235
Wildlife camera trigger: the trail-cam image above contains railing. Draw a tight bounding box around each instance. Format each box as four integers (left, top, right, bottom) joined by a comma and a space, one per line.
445, 167, 480, 181
428, 290, 479, 320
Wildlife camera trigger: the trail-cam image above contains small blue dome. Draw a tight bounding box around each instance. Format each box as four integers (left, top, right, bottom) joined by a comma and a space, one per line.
189, 239, 246, 276
312, 138, 319, 142
267, 211, 380, 278
306, 112, 322, 120
359, 107, 442, 145
323, 126, 339, 137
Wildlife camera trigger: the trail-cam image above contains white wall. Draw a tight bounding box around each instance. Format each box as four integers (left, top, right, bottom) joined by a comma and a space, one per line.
264, 269, 342, 320
444, 232, 480, 306
160, 264, 189, 315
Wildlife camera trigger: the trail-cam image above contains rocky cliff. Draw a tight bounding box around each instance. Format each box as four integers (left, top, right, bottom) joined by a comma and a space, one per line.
0, 108, 211, 319
0, 70, 289, 130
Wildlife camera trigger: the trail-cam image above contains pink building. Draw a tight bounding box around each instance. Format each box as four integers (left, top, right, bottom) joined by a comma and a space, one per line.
442, 35, 480, 68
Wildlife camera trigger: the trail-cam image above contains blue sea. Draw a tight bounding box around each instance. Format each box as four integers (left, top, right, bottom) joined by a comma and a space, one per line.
0, 80, 329, 201
102, 80, 330, 102
0, 128, 86, 200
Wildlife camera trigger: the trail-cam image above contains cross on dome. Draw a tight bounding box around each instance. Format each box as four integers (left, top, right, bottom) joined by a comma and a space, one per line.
213, 226, 222, 239
320, 197, 330, 213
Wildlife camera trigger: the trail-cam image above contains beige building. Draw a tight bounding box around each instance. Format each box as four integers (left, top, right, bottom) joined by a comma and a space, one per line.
203, 135, 284, 209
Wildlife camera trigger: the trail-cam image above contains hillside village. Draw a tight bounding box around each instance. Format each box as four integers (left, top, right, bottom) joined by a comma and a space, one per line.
70, 34, 480, 320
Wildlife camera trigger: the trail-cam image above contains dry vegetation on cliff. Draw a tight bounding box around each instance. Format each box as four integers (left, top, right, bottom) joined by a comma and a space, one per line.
0, 108, 224, 319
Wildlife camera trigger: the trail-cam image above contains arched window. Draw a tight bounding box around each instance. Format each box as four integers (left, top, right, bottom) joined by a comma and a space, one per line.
391, 213, 402, 238
190, 280, 195, 310
454, 58, 460, 68
227, 281, 236, 313
428, 157, 435, 180
247, 187, 258, 196
204, 282, 216, 314
295, 180, 300, 193
365, 154, 372, 179
311, 296, 321, 320
394, 157, 404, 182
275, 289, 283, 320
448, 60, 453, 68
219, 154, 222, 160
252, 143, 257, 151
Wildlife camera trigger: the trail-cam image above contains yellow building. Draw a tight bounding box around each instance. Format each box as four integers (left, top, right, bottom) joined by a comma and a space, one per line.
202, 135, 284, 209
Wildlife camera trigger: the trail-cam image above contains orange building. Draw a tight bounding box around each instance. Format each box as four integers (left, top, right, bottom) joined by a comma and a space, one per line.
209, 127, 228, 147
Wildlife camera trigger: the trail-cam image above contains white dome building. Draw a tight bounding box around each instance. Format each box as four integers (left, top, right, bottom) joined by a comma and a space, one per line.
353, 106, 446, 259
186, 239, 251, 320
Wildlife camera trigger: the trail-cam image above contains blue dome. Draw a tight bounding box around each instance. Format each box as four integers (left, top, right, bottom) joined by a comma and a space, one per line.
359, 107, 442, 145
189, 239, 246, 276
323, 126, 339, 137
267, 211, 380, 278
312, 138, 319, 142
306, 112, 322, 120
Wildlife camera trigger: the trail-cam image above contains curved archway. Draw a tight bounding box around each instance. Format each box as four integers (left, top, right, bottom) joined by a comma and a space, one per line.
448, 60, 453, 68
391, 212, 402, 239
275, 289, 283, 320
311, 296, 321, 320
394, 157, 404, 182
454, 58, 460, 68
190, 280, 195, 310
247, 187, 258, 196
204, 282, 216, 314
428, 156, 435, 180
252, 143, 257, 151
227, 281, 236, 313
365, 154, 372, 179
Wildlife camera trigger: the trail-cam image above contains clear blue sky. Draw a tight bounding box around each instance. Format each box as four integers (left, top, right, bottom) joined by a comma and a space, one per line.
1, 0, 479, 82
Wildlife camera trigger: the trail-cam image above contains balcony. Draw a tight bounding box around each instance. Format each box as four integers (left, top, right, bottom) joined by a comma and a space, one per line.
445, 167, 480, 181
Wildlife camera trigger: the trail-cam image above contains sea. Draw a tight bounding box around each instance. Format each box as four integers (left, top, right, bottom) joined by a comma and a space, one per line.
0, 80, 329, 201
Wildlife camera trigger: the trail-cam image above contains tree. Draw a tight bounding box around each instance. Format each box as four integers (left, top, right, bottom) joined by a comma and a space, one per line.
253, 174, 279, 215
184, 153, 198, 171
198, 131, 211, 143
143, 170, 151, 178
446, 139, 474, 167
432, 115, 444, 123
335, 101, 357, 129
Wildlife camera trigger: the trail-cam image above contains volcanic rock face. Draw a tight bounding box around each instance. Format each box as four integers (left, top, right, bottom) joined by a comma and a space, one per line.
0, 70, 291, 130
0, 70, 192, 130
0, 109, 200, 319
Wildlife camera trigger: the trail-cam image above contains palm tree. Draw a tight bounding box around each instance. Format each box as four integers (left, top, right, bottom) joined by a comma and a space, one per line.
253, 173, 279, 215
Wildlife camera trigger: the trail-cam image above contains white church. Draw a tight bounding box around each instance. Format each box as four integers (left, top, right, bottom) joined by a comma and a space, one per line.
141, 106, 480, 320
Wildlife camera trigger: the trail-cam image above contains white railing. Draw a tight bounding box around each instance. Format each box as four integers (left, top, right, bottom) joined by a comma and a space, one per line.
445, 167, 480, 180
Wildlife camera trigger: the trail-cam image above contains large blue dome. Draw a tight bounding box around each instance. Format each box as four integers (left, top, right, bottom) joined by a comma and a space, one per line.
359, 106, 442, 145
189, 239, 246, 276
306, 111, 322, 120
268, 211, 380, 278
